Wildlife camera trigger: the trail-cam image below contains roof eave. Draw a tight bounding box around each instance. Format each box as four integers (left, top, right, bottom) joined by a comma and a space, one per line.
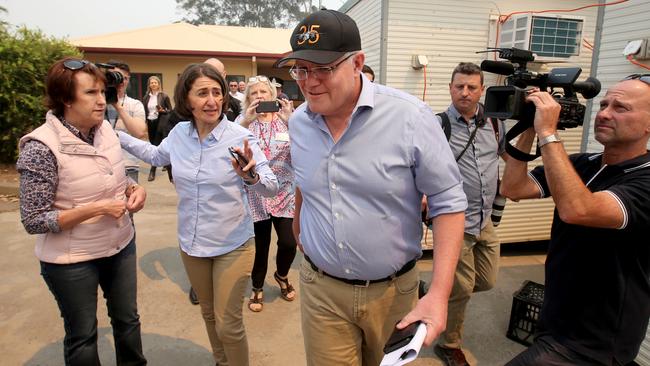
77, 46, 289, 60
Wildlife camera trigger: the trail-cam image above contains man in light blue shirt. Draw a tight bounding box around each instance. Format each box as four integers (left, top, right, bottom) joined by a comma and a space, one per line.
275, 9, 467, 366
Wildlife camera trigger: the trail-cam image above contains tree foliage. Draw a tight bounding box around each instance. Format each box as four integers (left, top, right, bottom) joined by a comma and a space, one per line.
177, 0, 318, 28
0, 23, 82, 163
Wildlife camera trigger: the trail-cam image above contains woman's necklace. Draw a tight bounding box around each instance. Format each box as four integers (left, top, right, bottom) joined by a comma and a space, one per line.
258, 119, 275, 160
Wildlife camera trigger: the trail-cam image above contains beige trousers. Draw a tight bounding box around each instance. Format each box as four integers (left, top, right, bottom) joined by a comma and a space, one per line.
180, 239, 254, 366
439, 220, 500, 348
299, 259, 420, 366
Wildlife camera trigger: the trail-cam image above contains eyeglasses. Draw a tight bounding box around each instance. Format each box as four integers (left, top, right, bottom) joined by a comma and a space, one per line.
63, 59, 90, 71
248, 76, 270, 83
623, 74, 650, 85
289, 53, 356, 81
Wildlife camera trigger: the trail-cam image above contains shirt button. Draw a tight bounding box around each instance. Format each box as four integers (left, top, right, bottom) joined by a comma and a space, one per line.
338, 242, 344, 248
331, 183, 337, 190
330, 154, 336, 160
334, 213, 340, 220
345, 269, 351, 274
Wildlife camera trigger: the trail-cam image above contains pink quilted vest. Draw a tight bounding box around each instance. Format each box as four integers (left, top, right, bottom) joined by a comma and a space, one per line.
20, 112, 134, 264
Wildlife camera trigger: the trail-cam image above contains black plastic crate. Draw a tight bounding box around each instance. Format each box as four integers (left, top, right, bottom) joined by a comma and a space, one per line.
506, 280, 545, 346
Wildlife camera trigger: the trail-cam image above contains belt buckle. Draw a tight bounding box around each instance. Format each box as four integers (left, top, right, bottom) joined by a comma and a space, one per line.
354, 280, 371, 288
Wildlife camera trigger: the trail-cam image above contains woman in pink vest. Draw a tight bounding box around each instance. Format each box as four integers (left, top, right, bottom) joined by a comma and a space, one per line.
16, 58, 147, 366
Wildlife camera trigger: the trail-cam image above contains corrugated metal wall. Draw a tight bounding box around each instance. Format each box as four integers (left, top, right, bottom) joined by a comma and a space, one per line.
345, 0, 598, 243
346, 0, 383, 78
583, 0, 650, 154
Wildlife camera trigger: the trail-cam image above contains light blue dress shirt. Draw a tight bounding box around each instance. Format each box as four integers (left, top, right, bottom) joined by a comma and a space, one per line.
438, 104, 506, 236
119, 116, 278, 257
290, 74, 467, 280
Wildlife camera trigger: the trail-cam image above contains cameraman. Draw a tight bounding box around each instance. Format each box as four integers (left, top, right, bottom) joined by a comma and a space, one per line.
105, 60, 147, 183
501, 76, 650, 365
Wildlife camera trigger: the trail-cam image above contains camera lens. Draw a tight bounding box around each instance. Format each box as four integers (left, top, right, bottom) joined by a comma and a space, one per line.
105, 71, 124, 86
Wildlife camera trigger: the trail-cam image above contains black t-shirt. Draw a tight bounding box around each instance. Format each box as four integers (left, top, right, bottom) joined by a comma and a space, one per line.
530, 152, 650, 365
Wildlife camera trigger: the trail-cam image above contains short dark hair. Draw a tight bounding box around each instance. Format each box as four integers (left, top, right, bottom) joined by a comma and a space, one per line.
362, 64, 375, 81
451, 62, 483, 85
174, 63, 229, 122
45, 58, 106, 117
106, 59, 131, 74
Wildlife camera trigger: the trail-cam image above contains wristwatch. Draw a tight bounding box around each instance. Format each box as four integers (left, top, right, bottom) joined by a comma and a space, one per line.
538, 133, 561, 147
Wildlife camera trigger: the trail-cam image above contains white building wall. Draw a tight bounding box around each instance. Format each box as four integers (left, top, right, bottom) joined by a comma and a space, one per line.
345, 0, 383, 79
585, 0, 650, 153
346, 0, 598, 243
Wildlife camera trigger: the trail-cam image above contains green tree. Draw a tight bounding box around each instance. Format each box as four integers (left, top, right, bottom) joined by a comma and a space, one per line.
0, 23, 82, 163
177, 0, 318, 28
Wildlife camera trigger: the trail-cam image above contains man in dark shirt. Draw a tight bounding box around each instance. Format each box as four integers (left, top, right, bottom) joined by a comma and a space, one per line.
501, 75, 650, 365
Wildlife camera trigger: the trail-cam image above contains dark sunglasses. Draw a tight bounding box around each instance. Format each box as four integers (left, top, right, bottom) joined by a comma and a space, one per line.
623, 73, 650, 85
63, 59, 90, 71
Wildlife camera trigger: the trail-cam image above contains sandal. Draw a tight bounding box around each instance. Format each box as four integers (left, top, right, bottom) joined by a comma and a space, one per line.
274, 271, 296, 302
248, 288, 263, 312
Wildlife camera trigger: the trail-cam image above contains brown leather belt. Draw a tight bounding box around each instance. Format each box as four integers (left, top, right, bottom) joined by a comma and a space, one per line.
304, 255, 417, 287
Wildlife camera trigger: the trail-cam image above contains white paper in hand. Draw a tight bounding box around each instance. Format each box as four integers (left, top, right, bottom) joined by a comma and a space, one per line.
379, 322, 427, 366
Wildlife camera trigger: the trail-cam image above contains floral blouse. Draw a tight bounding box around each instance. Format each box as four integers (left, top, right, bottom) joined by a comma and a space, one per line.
245, 117, 295, 222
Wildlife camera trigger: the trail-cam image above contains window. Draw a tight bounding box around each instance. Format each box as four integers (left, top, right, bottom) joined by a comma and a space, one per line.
499, 14, 583, 61
282, 80, 304, 101
128, 73, 163, 100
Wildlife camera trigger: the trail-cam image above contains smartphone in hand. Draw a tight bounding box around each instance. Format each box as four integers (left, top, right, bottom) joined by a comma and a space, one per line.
228, 146, 256, 180
383, 321, 422, 354
256, 100, 280, 113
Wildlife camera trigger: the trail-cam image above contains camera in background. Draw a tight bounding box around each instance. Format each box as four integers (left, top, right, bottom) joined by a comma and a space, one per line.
95, 63, 125, 104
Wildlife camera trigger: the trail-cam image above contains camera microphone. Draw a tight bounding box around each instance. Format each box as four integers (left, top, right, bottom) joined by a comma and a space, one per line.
480, 60, 515, 76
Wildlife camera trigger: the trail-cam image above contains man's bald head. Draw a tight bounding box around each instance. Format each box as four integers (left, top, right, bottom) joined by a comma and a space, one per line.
205, 58, 226, 78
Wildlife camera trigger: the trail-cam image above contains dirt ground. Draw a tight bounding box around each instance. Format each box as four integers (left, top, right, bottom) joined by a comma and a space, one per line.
0, 164, 543, 365
0, 163, 19, 213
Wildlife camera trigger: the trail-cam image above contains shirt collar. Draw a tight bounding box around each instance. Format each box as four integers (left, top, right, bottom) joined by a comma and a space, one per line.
588, 151, 650, 172
447, 103, 480, 124
188, 114, 229, 141
59, 116, 96, 144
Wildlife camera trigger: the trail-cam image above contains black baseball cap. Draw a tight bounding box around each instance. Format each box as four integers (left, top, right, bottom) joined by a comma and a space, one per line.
274, 9, 361, 68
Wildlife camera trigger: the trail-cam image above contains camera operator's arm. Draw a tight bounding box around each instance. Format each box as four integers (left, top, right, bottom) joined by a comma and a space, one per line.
501, 128, 541, 201
113, 100, 148, 140
528, 91, 625, 229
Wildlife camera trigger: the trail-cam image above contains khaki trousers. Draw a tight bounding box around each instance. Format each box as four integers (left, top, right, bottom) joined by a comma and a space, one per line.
180, 239, 254, 366
299, 259, 419, 366
439, 220, 500, 348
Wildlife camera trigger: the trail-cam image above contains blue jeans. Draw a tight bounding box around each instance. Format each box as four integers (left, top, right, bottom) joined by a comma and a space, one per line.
41, 239, 146, 366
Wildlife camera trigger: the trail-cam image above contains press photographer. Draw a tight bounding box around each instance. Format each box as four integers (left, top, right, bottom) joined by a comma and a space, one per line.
100, 60, 147, 183
480, 47, 601, 161
499, 72, 650, 365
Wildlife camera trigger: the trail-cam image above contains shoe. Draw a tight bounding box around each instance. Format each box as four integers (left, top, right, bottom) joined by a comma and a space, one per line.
189, 287, 199, 305
147, 168, 156, 182
248, 288, 263, 312
273, 271, 296, 301
434, 344, 470, 366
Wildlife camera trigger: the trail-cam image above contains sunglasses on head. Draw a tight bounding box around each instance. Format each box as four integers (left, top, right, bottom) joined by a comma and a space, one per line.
63, 59, 90, 71
248, 76, 270, 83
623, 74, 650, 85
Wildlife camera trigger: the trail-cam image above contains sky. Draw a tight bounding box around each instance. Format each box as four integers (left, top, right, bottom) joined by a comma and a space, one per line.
1, 0, 346, 39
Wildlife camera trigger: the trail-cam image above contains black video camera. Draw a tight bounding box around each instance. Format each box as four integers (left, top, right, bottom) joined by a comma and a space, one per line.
479, 48, 601, 160
95, 63, 125, 104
